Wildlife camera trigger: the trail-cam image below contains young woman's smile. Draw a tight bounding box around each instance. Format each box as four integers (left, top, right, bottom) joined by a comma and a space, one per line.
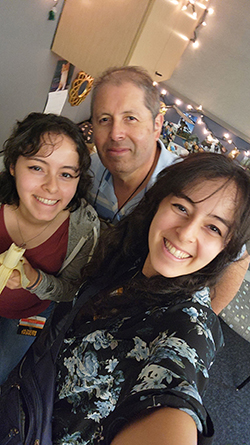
142, 179, 237, 278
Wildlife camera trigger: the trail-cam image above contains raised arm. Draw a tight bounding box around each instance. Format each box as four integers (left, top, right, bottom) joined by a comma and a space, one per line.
211, 251, 250, 314
111, 407, 197, 445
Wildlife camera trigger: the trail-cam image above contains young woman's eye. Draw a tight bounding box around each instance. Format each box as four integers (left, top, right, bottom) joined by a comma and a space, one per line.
208, 225, 222, 236
173, 203, 187, 214
61, 172, 75, 179
28, 165, 42, 172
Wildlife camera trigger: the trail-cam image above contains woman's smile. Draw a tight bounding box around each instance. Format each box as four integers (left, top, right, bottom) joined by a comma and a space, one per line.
164, 239, 191, 260
34, 195, 59, 206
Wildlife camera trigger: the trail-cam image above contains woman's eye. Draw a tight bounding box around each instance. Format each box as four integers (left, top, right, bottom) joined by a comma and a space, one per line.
208, 225, 222, 236
28, 165, 42, 172
173, 203, 187, 214
61, 172, 75, 179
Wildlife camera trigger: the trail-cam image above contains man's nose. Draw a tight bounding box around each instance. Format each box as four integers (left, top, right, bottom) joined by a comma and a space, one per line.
110, 120, 126, 141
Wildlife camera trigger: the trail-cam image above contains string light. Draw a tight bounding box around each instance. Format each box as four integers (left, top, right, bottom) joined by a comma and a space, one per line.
180, 1, 214, 48
159, 87, 249, 156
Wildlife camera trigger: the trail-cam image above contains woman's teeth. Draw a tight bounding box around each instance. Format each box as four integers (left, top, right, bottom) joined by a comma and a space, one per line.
35, 196, 58, 205
164, 239, 190, 259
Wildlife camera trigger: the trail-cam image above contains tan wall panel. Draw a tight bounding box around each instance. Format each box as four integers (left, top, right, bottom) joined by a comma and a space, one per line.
52, 0, 152, 77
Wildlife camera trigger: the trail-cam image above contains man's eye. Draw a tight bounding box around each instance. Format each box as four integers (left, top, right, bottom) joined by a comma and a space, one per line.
99, 117, 110, 124
126, 116, 137, 121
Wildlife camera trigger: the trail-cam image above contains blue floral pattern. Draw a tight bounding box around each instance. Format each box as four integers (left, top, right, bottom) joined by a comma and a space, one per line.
53, 291, 223, 444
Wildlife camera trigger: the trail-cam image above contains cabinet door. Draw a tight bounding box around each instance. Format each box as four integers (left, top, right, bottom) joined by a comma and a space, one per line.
51, 0, 152, 77
127, 0, 209, 82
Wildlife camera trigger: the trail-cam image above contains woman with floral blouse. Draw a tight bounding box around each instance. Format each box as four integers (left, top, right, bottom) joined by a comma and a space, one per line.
6, 152, 250, 445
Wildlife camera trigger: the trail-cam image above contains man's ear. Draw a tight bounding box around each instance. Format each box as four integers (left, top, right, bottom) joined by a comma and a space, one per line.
9, 165, 15, 176
154, 113, 164, 140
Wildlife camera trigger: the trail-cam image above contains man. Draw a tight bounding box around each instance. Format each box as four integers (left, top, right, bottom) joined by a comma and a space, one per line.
88, 66, 249, 314
88, 66, 176, 223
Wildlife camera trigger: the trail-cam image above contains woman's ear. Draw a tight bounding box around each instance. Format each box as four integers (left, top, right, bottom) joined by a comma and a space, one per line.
9, 165, 15, 176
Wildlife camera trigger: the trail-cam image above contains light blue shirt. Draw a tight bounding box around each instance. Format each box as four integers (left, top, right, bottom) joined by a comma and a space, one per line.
88, 139, 178, 223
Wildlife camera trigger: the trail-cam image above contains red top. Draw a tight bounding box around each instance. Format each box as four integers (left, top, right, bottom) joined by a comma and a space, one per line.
0, 206, 69, 319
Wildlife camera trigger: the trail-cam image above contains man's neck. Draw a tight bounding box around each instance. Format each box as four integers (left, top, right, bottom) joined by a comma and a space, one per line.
113, 144, 160, 209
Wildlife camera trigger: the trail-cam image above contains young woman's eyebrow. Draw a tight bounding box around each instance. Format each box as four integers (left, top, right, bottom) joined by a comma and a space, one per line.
176, 192, 232, 229
28, 156, 79, 172
175, 192, 195, 205
210, 214, 232, 229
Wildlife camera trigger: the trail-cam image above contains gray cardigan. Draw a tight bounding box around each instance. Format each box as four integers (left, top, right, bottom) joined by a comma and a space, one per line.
30, 200, 100, 302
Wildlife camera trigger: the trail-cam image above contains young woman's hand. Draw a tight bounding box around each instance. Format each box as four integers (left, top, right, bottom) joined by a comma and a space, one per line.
5, 257, 42, 290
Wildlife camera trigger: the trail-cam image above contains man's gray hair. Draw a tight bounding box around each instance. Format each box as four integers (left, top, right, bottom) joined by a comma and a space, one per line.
91, 66, 161, 121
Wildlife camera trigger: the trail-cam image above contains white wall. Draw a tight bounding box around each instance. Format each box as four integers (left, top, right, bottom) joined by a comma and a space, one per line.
0, 0, 92, 161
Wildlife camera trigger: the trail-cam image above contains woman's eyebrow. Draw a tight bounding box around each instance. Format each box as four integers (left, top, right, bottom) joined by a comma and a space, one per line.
211, 214, 232, 229
176, 192, 232, 229
28, 156, 79, 171
176, 192, 195, 205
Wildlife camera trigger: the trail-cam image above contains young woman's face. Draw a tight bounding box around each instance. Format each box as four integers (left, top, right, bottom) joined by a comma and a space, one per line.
142, 179, 237, 278
10, 133, 80, 223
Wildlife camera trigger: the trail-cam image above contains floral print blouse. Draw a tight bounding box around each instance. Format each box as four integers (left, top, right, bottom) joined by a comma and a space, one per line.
52, 287, 223, 445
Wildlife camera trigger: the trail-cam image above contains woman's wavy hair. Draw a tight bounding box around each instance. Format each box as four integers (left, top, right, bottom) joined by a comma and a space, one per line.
0, 112, 91, 211
85, 152, 250, 315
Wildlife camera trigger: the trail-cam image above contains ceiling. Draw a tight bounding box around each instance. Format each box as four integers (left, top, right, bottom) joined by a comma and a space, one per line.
161, 0, 250, 144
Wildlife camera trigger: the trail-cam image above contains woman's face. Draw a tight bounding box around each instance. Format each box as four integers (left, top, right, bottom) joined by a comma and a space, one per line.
10, 133, 80, 224
142, 179, 237, 278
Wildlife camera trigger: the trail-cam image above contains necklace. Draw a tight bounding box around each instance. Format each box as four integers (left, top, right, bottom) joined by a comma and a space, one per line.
15, 209, 55, 248
111, 164, 154, 222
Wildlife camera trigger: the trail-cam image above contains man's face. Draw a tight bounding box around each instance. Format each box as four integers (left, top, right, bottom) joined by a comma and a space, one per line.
92, 82, 163, 179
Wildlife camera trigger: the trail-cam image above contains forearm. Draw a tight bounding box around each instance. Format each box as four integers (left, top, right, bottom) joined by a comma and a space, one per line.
211, 252, 250, 315
111, 408, 197, 445
29, 234, 97, 302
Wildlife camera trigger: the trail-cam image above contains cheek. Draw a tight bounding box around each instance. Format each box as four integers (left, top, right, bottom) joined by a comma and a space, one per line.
199, 240, 223, 264
63, 180, 79, 200
15, 176, 32, 194
93, 127, 107, 146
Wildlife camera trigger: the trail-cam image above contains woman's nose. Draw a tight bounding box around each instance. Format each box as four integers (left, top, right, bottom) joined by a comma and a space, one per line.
176, 219, 199, 243
43, 174, 58, 194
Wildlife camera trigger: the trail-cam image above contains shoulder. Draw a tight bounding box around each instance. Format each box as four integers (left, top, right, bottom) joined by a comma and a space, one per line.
152, 140, 180, 180
142, 296, 223, 356
69, 200, 99, 230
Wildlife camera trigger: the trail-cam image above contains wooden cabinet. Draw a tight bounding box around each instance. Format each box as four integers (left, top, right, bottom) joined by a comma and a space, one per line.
52, 0, 208, 81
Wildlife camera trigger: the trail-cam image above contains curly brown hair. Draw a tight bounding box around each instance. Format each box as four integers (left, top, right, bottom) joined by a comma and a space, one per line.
0, 112, 91, 211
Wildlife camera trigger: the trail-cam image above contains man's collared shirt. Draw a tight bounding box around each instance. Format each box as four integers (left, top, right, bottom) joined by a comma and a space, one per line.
88, 139, 178, 224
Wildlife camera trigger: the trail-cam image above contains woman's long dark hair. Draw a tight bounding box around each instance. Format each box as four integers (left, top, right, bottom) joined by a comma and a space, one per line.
0, 112, 91, 211
84, 152, 250, 317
